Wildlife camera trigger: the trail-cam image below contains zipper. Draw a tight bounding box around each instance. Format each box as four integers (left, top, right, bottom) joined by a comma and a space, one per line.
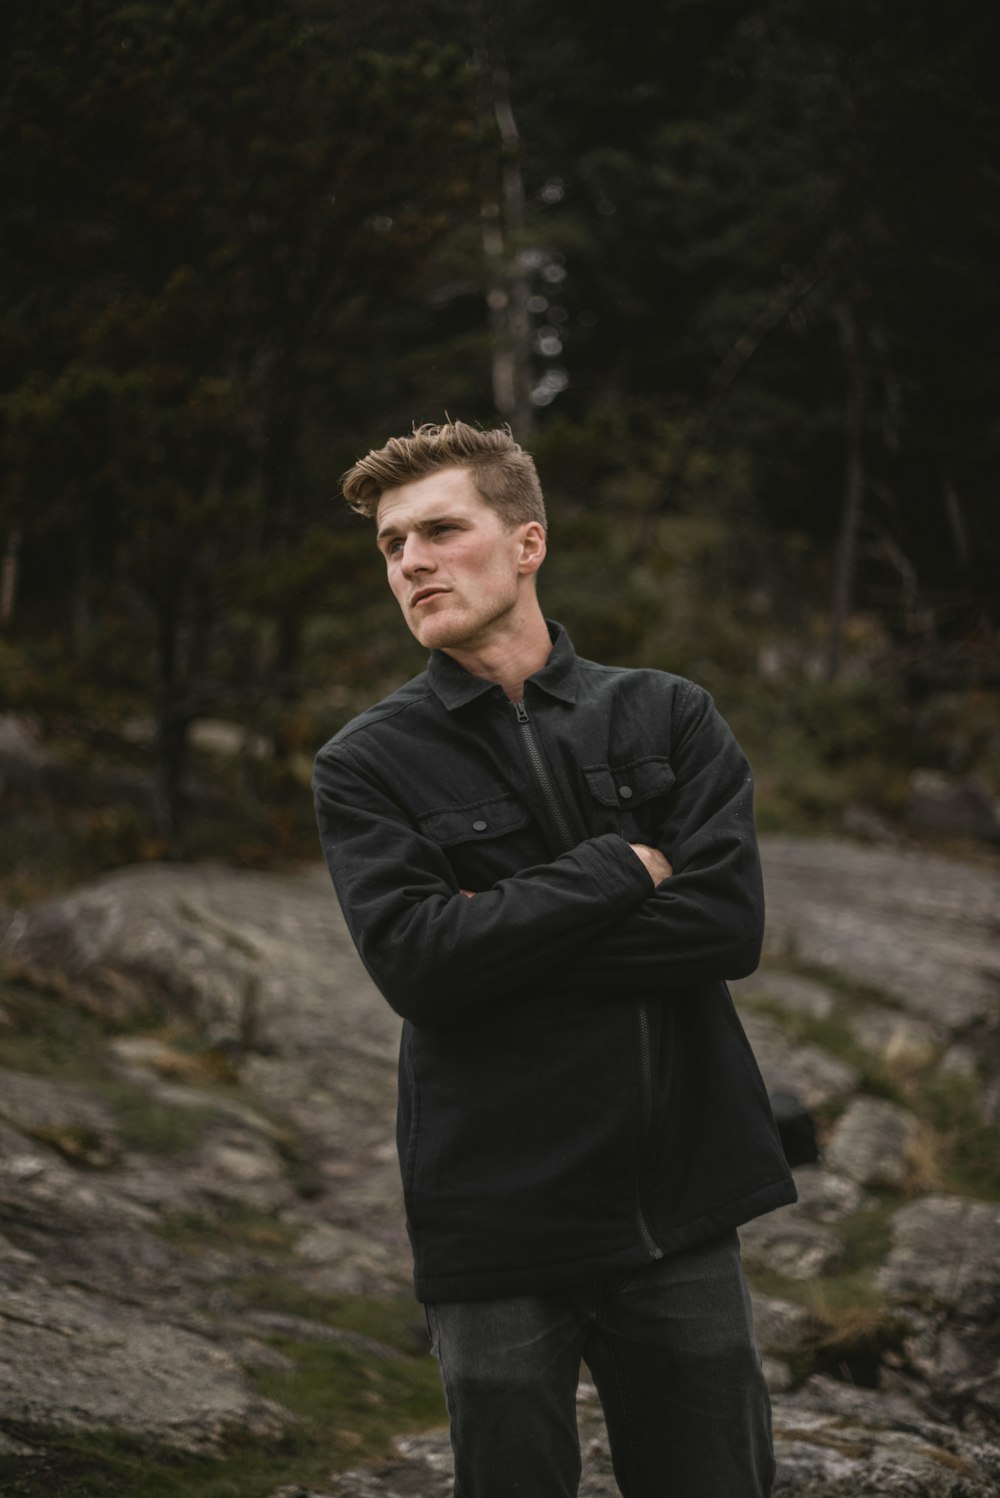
513, 699, 575, 852
635, 1002, 664, 1260
514, 694, 662, 1261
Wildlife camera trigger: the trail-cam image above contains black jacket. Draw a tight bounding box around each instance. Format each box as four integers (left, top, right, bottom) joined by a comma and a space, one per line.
313, 622, 795, 1302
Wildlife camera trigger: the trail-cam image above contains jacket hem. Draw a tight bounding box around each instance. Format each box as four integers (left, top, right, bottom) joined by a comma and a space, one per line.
412, 1175, 797, 1303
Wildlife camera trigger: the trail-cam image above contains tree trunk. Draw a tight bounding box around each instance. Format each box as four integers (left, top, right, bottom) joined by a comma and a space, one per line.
476, 0, 534, 437
0, 525, 21, 625
942, 471, 970, 568
70, 503, 93, 651
154, 590, 188, 848
825, 300, 868, 681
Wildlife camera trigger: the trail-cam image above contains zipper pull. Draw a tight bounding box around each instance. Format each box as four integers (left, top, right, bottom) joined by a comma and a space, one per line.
514, 700, 529, 725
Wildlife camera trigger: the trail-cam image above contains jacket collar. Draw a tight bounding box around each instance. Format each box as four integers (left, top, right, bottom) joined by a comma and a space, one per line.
427, 620, 580, 711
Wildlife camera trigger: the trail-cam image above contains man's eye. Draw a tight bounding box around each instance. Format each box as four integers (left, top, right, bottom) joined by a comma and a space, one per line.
386, 540, 403, 557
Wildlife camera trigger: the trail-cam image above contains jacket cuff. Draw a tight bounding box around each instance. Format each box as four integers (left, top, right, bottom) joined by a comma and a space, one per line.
574, 833, 657, 906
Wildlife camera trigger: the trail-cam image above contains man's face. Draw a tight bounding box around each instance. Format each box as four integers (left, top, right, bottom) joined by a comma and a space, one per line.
375, 467, 544, 653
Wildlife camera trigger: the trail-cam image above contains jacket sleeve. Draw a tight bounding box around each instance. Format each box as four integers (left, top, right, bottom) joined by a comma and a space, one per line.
312, 743, 654, 1027
557, 682, 765, 990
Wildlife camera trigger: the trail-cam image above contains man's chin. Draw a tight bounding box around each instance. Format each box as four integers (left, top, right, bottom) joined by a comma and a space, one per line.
409, 609, 475, 652
412, 624, 468, 651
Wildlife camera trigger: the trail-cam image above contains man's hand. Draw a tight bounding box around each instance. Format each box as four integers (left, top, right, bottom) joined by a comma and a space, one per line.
629, 843, 672, 888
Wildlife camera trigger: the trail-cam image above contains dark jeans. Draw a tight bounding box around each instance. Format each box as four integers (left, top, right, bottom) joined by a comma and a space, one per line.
426, 1231, 773, 1498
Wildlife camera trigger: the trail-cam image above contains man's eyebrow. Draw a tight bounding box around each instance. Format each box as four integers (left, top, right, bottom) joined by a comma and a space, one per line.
376, 513, 467, 545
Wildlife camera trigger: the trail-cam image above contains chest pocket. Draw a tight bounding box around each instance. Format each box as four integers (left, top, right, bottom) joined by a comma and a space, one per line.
416, 790, 532, 887
583, 756, 676, 840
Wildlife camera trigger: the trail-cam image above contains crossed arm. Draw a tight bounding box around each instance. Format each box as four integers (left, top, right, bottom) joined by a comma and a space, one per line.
461, 841, 671, 898
313, 684, 763, 1027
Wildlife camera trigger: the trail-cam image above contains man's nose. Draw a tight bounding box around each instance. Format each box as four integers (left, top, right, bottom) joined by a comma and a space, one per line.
401, 536, 435, 576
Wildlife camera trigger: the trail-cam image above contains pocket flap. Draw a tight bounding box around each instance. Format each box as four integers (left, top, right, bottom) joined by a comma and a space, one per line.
417, 792, 530, 847
583, 756, 676, 809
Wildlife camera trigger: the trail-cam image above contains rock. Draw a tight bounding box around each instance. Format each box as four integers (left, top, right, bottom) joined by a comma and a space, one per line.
793, 1373, 922, 1421
741, 1011, 858, 1107
292, 1222, 412, 1298
939, 1044, 979, 1081
878, 1197, 1000, 1319
771, 1393, 1000, 1495
242, 1310, 405, 1362
189, 718, 270, 759
824, 1097, 922, 1189
763, 1356, 794, 1391
2, 846, 999, 1486
751, 1292, 812, 1357
0, 863, 401, 1067
791, 1166, 871, 1222
980, 1070, 1000, 1129
882, 1304, 1000, 1440
740, 1209, 845, 1280
0, 1231, 34, 1262
1, 863, 408, 1235
0, 1268, 290, 1450
840, 802, 898, 843
269, 1489, 339, 1498
331, 1392, 626, 1497
0, 1065, 121, 1166
906, 771, 1000, 844
191, 1126, 298, 1212
732, 970, 838, 1020
330, 1378, 1000, 1497
760, 836, 1000, 1029
0, 713, 50, 764
847, 1005, 944, 1067
877, 1198, 1000, 1436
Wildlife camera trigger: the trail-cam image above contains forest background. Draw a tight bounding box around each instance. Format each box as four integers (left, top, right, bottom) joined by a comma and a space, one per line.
2, 0, 998, 892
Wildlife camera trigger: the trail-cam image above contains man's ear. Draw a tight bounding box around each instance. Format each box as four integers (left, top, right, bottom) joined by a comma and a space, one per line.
518, 522, 547, 576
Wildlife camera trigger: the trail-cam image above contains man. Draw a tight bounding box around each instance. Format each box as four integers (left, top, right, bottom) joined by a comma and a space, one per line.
312, 421, 795, 1498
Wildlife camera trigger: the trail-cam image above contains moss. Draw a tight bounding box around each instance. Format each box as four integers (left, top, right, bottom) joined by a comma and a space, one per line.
103, 1085, 219, 1156
0, 975, 291, 1163
246, 1331, 445, 1464
236, 1279, 430, 1359
18, 1122, 111, 1168
747, 1199, 907, 1387
158, 1206, 301, 1259
748, 1262, 907, 1389
747, 986, 901, 1087
0, 974, 112, 1084
834, 1201, 899, 1272
917, 1074, 1000, 1200
0, 1299, 446, 1497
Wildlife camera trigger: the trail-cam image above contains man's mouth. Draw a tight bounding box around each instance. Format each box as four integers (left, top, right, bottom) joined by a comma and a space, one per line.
411, 587, 450, 607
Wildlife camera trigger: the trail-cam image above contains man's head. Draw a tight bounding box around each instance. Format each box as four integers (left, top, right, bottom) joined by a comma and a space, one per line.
341, 421, 547, 532
342, 423, 548, 655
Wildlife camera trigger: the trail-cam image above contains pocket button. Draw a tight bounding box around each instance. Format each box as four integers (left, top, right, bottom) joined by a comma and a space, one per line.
618, 785, 633, 799
472, 819, 488, 832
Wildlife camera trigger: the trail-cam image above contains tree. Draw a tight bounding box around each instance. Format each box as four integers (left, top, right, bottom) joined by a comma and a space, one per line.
0, 0, 480, 836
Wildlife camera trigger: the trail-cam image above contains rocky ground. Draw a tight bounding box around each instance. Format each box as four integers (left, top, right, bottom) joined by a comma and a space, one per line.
0, 837, 998, 1496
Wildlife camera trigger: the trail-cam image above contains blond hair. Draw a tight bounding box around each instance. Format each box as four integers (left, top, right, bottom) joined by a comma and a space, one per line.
341, 421, 547, 530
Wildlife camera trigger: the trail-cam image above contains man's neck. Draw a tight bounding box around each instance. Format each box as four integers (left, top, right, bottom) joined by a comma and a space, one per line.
441, 604, 552, 703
